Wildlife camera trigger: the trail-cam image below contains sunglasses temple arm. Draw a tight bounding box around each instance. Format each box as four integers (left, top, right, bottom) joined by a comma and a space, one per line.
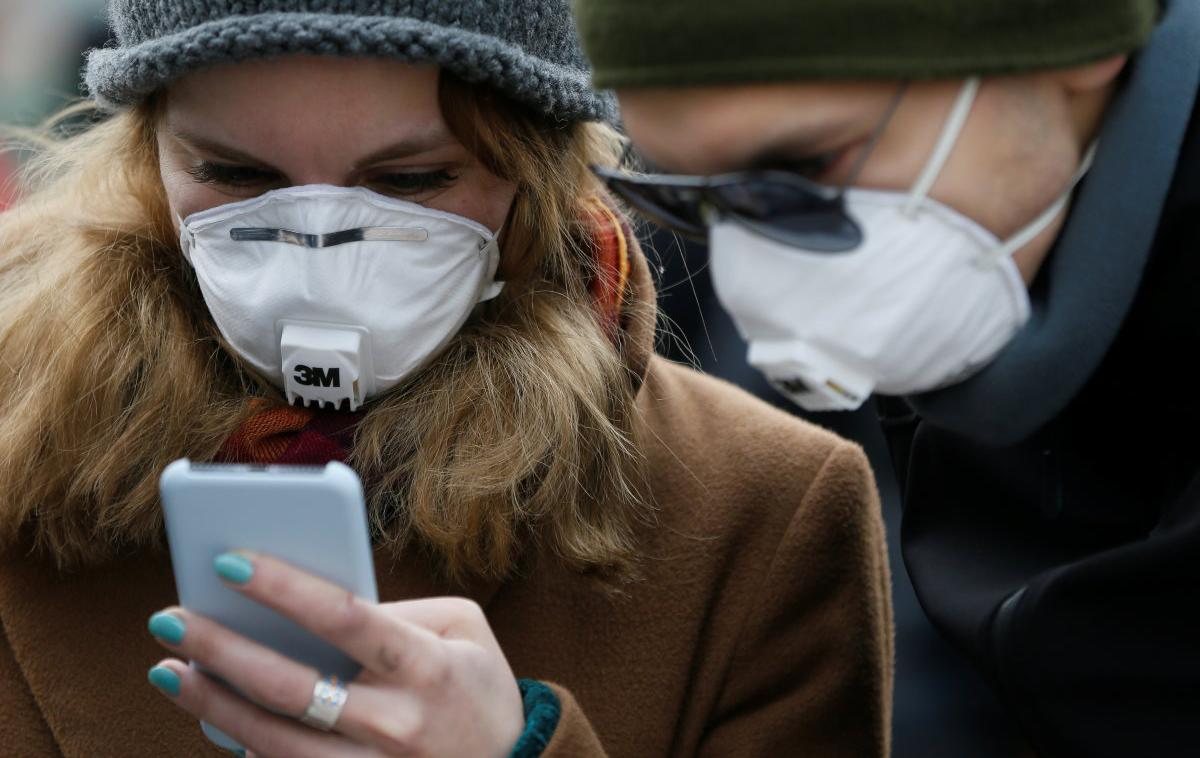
838, 81, 910, 196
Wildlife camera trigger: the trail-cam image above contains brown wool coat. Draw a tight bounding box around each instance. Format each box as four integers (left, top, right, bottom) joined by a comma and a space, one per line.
0, 245, 893, 757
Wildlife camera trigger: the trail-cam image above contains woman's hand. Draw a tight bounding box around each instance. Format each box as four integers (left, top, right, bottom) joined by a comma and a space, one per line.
145, 551, 525, 758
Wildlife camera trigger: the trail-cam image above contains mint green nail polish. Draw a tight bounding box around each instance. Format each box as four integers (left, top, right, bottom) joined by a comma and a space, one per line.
214, 552, 254, 584
148, 665, 181, 696
148, 612, 186, 645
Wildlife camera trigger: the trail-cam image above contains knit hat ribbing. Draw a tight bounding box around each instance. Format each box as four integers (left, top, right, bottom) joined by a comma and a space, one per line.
574, 0, 1162, 90
86, 0, 615, 124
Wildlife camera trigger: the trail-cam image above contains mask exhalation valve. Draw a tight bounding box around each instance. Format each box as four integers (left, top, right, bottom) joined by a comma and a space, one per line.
279, 322, 368, 412
748, 340, 875, 413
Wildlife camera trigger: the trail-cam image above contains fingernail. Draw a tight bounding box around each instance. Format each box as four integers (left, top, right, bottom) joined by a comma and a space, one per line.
214, 552, 254, 584
148, 665, 181, 696
148, 612, 186, 645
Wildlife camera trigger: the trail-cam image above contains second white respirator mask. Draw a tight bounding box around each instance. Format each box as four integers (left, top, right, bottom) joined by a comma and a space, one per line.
710, 78, 1096, 412
180, 185, 503, 411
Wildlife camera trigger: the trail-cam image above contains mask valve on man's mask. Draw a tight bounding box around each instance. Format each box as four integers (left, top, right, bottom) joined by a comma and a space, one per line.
748, 340, 873, 412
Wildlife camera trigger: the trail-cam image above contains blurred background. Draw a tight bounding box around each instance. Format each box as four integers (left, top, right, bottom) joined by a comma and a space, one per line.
0, 0, 109, 208
1, 2, 1030, 754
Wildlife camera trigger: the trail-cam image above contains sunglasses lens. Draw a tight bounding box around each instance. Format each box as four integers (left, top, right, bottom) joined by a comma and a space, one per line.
709, 178, 825, 218
593, 168, 864, 251
710, 178, 862, 252
602, 177, 709, 239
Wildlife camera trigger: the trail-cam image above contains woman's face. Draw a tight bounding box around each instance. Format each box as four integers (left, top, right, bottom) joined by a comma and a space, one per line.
157, 57, 518, 232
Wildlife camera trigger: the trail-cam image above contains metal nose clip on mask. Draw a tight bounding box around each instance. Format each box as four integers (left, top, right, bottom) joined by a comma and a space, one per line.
709, 78, 1097, 412
179, 185, 504, 411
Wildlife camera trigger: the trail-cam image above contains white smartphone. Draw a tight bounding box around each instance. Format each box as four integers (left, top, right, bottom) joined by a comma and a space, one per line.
159, 459, 379, 752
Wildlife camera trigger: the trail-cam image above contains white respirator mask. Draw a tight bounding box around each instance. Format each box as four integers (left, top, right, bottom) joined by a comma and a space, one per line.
710, 78, 1096, 412
179, 184, 503, 411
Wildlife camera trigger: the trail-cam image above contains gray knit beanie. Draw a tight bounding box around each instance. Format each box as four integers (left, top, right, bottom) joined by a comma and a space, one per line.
85, 0, 615, 124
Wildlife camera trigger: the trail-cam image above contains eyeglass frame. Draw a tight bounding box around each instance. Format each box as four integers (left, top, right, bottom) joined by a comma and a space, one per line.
591, 83, 910, 253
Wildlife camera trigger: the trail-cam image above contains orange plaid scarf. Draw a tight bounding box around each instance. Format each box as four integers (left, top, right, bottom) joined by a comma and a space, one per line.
217, 198, 633, 465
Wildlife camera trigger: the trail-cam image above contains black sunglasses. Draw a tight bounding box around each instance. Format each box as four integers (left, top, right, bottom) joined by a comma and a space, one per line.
593, 84, 908, 253
592, 165, 861, 252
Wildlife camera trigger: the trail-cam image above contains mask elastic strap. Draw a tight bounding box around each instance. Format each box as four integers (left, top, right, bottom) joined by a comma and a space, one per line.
903, 77, 981, 217
480, 281, 506, 301
478, 237, 506, 302
176, 212, 197, 264
985, 141, 1099, 264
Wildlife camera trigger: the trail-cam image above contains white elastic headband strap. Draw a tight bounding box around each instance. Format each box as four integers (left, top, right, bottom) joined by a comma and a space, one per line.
988, 140, 1099, 262
176, 212, 197, 265
479, 238, 506, 302
904, 77, 981, 216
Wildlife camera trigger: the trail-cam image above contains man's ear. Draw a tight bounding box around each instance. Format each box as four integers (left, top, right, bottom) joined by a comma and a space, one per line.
1057, 54, 1129, 94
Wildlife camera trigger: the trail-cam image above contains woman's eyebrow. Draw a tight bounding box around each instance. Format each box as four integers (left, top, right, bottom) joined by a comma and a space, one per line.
166, 127, 277, 169
165, 126, 458, 170
353, 131, 458, 169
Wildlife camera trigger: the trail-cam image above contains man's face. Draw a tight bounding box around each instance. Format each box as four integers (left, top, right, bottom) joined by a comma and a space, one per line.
617, 69, 1119, 283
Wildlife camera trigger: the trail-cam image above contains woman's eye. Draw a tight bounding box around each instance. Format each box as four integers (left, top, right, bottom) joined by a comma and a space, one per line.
187, 162, 280, 188
369, 170, 458, 197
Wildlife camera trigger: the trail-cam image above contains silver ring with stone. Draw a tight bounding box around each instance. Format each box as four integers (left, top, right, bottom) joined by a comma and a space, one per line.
299, 675, 348, 731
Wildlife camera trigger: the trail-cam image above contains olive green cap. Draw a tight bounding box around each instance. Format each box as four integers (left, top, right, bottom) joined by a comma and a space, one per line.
574, 0, 1161, 89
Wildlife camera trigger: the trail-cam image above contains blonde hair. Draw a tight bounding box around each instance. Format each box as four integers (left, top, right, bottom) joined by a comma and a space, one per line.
0, 73, 650, 582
